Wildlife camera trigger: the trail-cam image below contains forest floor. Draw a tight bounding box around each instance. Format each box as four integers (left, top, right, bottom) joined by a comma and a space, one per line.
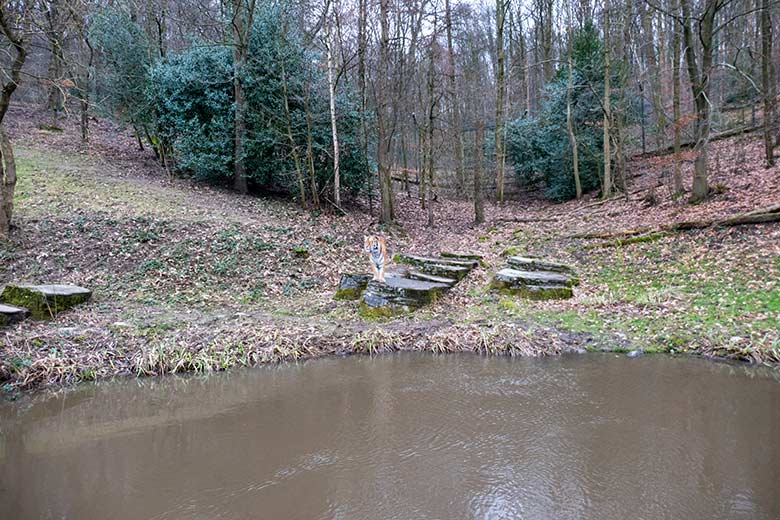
2, 104, 780, 392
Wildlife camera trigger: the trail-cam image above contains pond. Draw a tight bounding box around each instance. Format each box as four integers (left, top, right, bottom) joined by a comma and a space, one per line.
1, 353, 779, 519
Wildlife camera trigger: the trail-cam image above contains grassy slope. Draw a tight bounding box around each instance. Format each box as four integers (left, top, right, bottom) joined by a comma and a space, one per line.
2, 107, 779, 391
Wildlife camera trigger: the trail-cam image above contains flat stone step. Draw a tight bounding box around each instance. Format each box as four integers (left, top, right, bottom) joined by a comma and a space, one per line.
491, 268, 574, 300
440, 251, 484, 261
415, 263, 471, 280
395, 253, 479, 269
494, 268, 575, 287
360, 275, 451, 317
0, 303, 29, 326
0, 284, 92, 319
506, 256, 575, 274
405, 270, 458, 287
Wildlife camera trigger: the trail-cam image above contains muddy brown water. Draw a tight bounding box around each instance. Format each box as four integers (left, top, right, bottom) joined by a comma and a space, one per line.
1, 353, 779, 519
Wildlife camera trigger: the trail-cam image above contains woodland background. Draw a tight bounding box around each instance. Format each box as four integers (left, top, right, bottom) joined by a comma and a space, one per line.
1, 0, 778, 237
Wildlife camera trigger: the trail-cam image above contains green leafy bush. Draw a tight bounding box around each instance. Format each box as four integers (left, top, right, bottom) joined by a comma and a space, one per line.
148, 9, 365, 195
506, 24, 629, 201
95, 5, 366, 198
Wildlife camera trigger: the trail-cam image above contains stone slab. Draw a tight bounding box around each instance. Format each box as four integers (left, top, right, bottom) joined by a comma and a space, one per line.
0, 303, 29, 326
395, 253, 479, 269
0, 284, 92, 319
506, 256, 575, 274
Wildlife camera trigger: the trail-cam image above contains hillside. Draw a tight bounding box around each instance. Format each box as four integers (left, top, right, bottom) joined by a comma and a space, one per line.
1, 105, 779, 391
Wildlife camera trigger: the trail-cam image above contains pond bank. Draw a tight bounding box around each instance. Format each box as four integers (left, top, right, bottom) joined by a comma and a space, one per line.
3, 310, 778, 395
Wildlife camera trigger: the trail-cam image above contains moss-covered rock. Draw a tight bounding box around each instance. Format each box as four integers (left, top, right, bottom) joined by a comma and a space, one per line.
0, 284, 92, 319
490, 268, 574, 300
0, 304, 29, 326
335, 273, 373, 300
359, 276, 450, 317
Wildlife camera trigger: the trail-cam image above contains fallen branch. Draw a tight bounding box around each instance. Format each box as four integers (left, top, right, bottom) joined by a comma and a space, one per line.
585, 232, 669, 249
493, 216, 559, 224
633, 125, 763, 158
568, 228, 652, 240
569, 203, 780, 241
391, 175, 420, 185
323, 196, 347, 216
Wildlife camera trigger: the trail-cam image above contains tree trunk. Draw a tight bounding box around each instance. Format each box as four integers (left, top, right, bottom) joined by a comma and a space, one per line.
0, 7, 28, 238
761, 0, 774, 166
639, 1, 664, 150
281, 60, 308, 207
324, 10, 341, 208
602, 0, 612, 198
474, 122, 485, 225
377, 0, 394, 223
494, 0, 506, 203
232, 0, 251, 194
45, 0, 65, 118
304, 86, 321, 210
357, 0, 371, 214
681, 0, 713, 203
444, 0, 465, 194
425, 19, 436, 228
671, 0, 684, 195
566, 2, 581, 199
0, 127, 16, 239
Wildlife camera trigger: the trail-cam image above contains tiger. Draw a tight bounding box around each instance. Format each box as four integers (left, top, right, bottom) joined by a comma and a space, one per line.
363, 235, 388, 283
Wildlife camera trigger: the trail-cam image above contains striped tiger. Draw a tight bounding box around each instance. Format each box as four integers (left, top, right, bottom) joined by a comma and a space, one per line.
363, 235, 388, 283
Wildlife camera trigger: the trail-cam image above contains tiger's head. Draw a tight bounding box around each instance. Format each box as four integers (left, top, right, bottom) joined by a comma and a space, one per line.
363, 235, 385, 255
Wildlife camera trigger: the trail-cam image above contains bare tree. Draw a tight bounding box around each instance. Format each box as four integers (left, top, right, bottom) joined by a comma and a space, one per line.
671, 0, 684, 195
565, 0, 582, 199
474, 121, 485, 224
678, 0, 719, 202
0, 1, 30, 239
324, 0, 341, 207
376, 0, 395, 222
444, 0, 465, 193
494, 0, 507, 203
603, 0, 613, 198
761, 0, 774, 166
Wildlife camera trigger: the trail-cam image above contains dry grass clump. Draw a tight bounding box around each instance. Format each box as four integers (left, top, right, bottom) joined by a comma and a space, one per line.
350, 329, 406, 355
696, 336, 780, 366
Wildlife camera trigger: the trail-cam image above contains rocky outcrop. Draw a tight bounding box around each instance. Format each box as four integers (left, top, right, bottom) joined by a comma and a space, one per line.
335, 273, 373, 300
491, 256, 577, 300
0, 284, 92, 319
339, 252, 480, 316
360, 274, 451, 317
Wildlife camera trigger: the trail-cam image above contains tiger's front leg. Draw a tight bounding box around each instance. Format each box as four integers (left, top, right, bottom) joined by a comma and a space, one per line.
378, 263, 386, 283
370, 261, 380, 281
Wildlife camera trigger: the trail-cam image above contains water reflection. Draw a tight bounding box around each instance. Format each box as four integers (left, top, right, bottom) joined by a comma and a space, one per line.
1, 353, 779, 519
